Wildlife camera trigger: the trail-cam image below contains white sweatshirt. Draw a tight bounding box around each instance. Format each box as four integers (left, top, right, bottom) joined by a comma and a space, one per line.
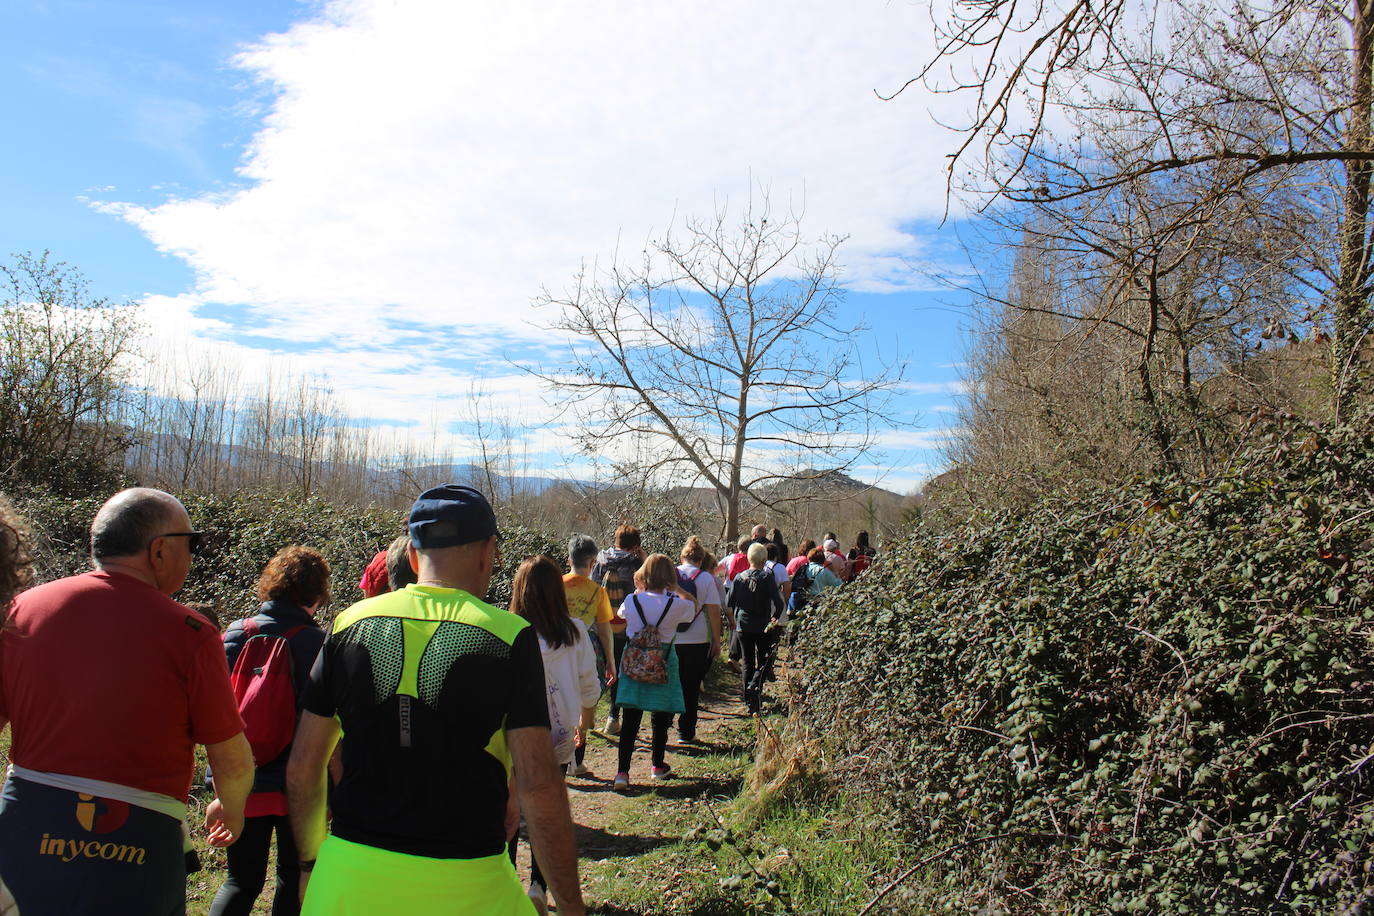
537, 618, 602, 765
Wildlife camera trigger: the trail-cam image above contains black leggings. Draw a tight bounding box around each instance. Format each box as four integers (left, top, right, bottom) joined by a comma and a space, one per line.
674, 642, 711, 739
208, 813, 300, 916
738, 631, 775, 713
617, 707, 673, 772
607, 630, 628, 715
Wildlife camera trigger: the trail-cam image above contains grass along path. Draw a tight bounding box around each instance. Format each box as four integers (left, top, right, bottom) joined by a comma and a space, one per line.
562, 648, 910, 916
536, 660, 760, 914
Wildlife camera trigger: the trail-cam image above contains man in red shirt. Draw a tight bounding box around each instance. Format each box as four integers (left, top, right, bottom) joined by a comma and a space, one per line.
0, 487, 255, 916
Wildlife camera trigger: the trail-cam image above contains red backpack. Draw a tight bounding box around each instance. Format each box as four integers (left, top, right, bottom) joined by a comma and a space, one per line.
229, 619, 305, 765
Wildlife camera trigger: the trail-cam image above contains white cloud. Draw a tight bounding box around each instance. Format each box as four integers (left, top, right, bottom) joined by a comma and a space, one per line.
95, 0, 975, 477
849, 461, 945, 494
106, 1, 963, 345
899, 380, 969, 396
874, 427, 960, 451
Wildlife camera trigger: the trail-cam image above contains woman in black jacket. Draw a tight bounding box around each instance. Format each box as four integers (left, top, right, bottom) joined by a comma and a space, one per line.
209, 546, 329, 916
725, 543, 783, 714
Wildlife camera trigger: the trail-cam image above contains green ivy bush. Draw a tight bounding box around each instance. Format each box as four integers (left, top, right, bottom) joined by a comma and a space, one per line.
12, 489, 401, 623
487, 521, 568, 609
789, 410, 1374, 913
9, 489, 569, 620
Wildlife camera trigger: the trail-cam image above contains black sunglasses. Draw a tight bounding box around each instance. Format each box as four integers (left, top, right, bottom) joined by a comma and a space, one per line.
158, 531, 206, 555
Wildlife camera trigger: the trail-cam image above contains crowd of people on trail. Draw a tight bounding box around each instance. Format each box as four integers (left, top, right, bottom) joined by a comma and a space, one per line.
0, 485, 877, 915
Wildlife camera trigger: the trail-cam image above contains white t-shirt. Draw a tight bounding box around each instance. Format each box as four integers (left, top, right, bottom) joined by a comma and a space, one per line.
675, 563, 722, 645
617, 590, 697, 643
765, 560, 788, 589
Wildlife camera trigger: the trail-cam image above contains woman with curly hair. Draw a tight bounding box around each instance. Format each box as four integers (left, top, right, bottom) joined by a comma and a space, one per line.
0, 497, 32, 618
209, 546, 330, 916
0, 497, 30, 916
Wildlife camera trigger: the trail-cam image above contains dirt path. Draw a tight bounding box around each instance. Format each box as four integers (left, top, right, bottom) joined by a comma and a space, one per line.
513, 664, 760, 912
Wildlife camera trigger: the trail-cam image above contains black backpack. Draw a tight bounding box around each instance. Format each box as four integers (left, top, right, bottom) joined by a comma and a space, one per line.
676, 566, 701, 600
788, 563, 814, 611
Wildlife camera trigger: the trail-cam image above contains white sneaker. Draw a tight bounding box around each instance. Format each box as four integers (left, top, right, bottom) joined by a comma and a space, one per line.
605, 715, 620, 735
528, 882, 549, 916
570, 761, 593, 778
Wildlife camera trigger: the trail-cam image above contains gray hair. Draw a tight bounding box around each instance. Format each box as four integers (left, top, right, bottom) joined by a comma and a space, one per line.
90, 488, 183, 561
386, 534, 417, 591
568, 534, 598, 570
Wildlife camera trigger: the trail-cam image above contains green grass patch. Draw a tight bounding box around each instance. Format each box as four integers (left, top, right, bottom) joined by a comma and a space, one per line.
584, 710, 910, 916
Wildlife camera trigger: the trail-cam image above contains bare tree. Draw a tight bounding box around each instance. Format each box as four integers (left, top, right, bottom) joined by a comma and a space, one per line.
279, 373, 338, 499
896, 0, 1371, 413
533, 201, 904, 540
133, 351, 240, 492
942, 169, 1319, 513
0, 252, 141, 493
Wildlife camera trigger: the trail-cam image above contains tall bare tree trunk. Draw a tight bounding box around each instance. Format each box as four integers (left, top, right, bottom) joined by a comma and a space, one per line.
1336, 0, 1374, 418
1140, 264, 1179, 472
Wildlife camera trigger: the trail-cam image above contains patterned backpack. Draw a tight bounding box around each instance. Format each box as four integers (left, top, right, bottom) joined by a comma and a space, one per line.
620, 594, 678, 684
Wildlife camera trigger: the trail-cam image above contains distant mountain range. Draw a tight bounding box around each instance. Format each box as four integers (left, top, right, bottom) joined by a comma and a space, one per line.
370, 463, 583, 496
125, 429, 903, 505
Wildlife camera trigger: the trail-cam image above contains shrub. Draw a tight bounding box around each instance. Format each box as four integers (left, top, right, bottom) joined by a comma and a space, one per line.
789, 409, 1374, 913
10, 489, 570, 619
602, 488, 710, 559
11, 489, 401, 623
487, 519, 567, 609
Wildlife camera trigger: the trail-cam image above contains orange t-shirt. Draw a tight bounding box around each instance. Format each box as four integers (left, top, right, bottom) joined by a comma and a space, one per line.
562, 574, 613, 630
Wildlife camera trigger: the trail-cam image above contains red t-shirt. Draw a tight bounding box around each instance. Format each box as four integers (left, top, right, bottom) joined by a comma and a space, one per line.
724, 552, 750, 582
785, 555, 809, 577
0, 570, 245, 801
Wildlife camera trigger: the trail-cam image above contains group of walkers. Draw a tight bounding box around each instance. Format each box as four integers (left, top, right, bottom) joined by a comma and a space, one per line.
0, 484, 875, 915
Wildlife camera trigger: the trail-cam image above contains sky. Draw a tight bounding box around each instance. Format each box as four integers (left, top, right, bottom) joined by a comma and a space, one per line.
1, 0, 983, 495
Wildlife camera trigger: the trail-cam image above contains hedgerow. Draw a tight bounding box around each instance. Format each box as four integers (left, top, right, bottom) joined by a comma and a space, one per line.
10, 489, 570, 618
12, 490, 401, 622
789, 410, 1374, 913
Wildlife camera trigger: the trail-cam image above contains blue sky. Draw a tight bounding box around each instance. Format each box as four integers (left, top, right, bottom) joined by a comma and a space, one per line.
2, 0, 980, 494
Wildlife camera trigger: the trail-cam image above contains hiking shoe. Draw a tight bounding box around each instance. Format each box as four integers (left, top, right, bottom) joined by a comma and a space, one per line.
528, 882, 548, 916
570, 761, 594, 778
613, 771, 630, 791
678, 732, 697, 744
651, 763, 673, 780
605, 715, 621, 735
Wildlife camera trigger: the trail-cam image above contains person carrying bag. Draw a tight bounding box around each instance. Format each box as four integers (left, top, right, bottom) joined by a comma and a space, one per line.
725, 544, 784, 715
610, 555, 696, 792
616, 596, 683, 705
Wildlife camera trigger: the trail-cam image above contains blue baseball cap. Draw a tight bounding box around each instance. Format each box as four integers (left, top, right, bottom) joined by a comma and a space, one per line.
408, 485, 499, 549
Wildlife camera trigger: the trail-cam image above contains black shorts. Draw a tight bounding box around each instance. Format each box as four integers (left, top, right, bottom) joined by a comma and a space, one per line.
0, 775, 186, 916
